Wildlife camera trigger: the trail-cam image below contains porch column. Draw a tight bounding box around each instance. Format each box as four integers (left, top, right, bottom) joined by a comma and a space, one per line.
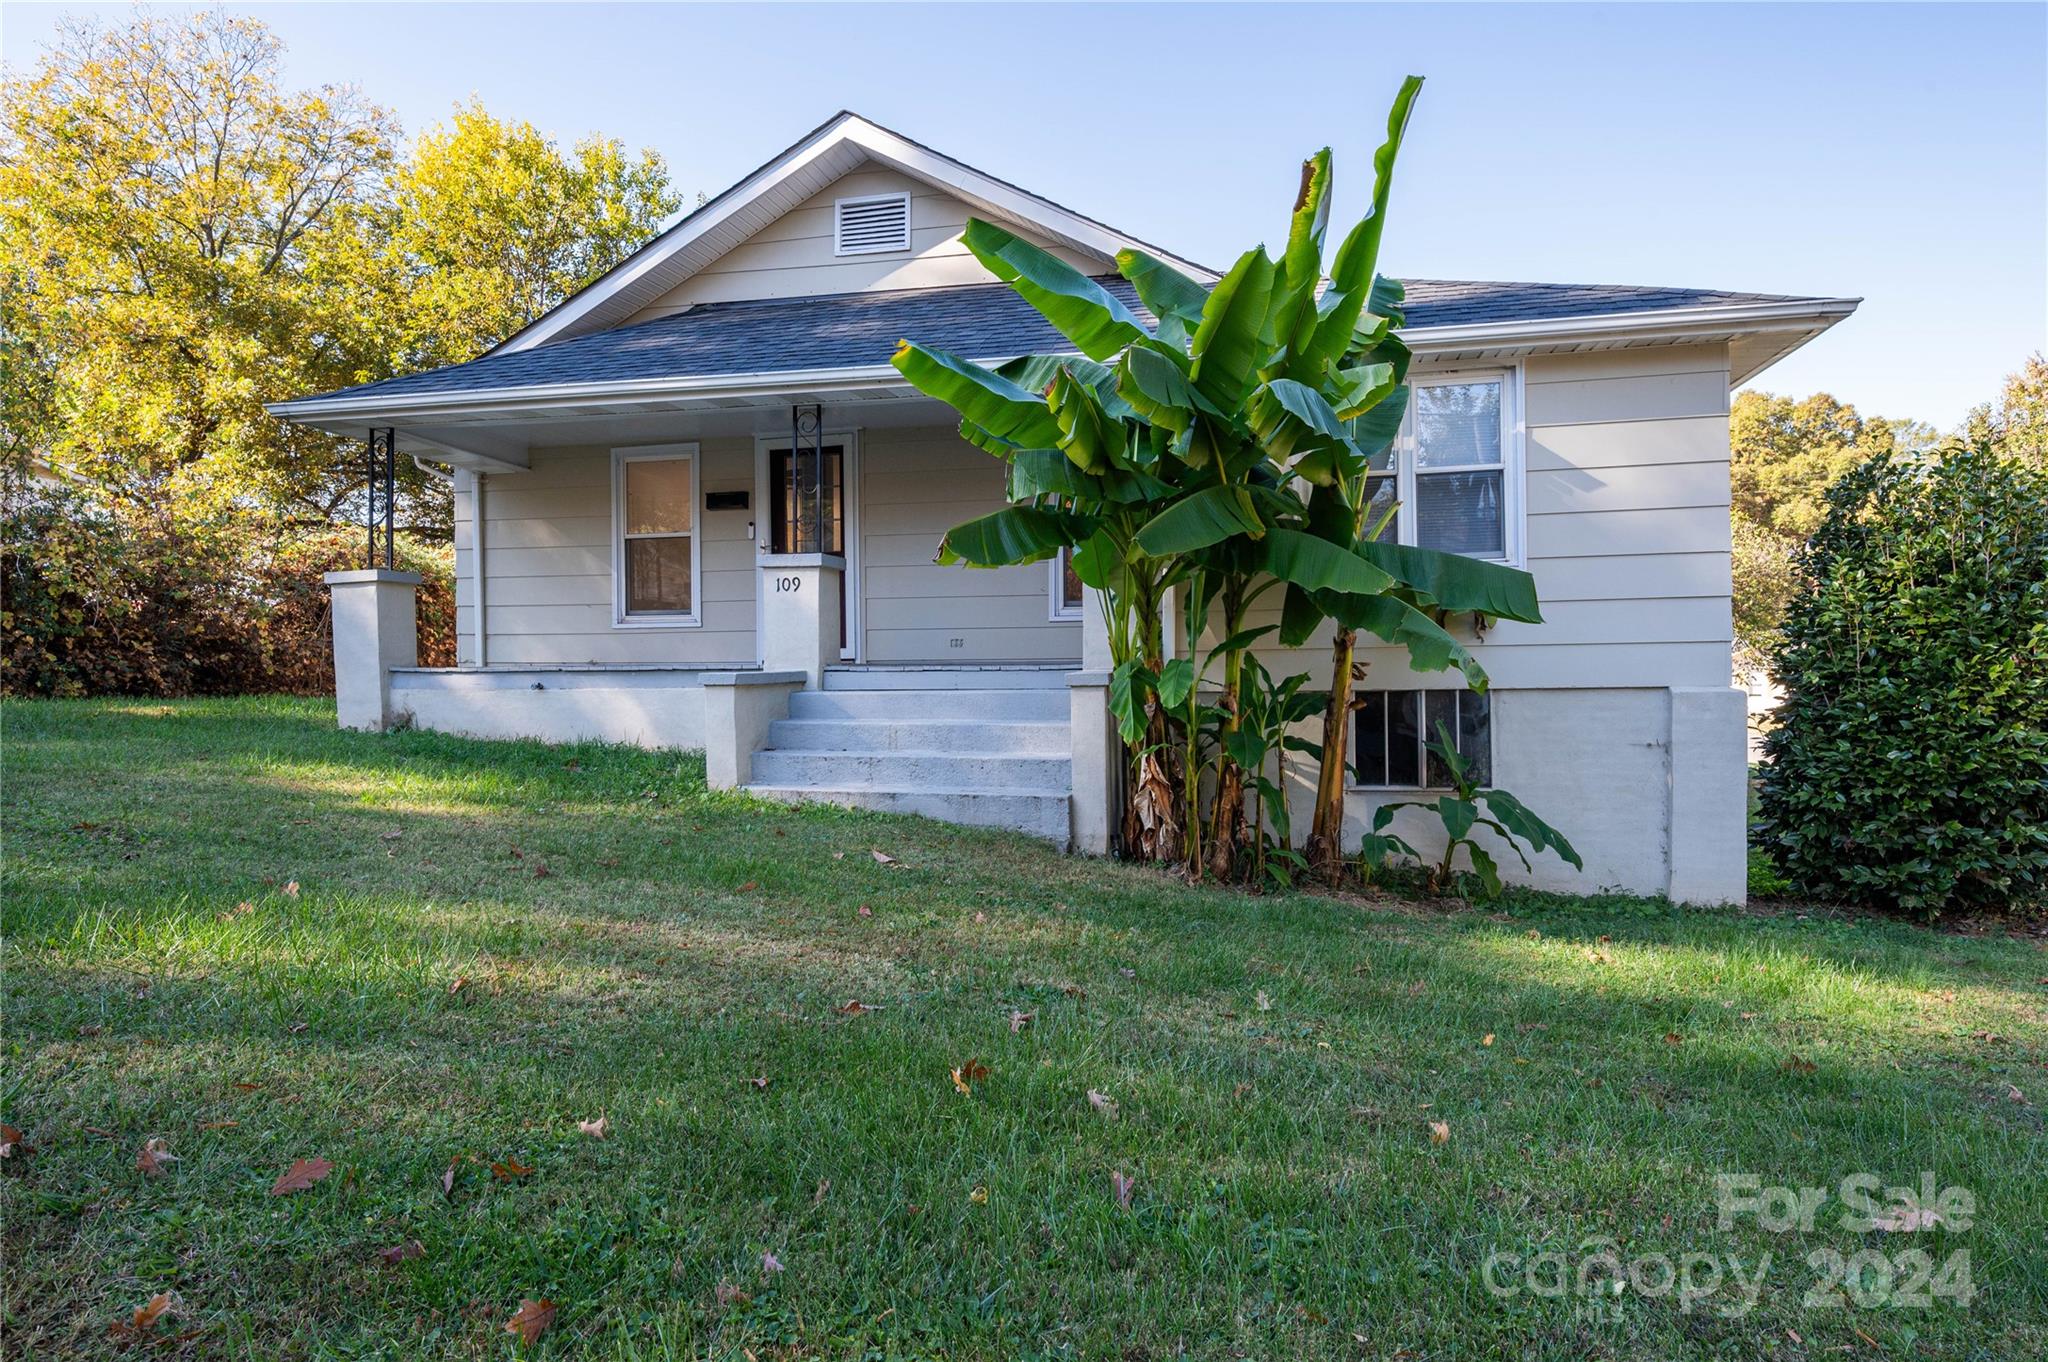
758, 553, 843, 690
324, 569, 421, 732
1068, 588, 1118, 855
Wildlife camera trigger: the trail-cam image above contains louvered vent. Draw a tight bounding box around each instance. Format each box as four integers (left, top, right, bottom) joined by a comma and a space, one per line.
834, 193, 911, 255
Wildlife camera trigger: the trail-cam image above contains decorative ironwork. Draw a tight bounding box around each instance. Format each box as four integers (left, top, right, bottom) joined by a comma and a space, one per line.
787, 403, 827, 553
364, 427, 397, 569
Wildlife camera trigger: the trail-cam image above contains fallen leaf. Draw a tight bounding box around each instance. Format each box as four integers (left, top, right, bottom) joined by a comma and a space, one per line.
504, 1298, 556, 1345
1428, 1121, 1451, 1146
951, 1059, 990, 1096
380, 829, 403, 842
835, 999, 879, 1016
532, 862, 551, 879
233, 1081, 262, 1092
440, 1158, 458, 1198
269, 1157, 332, 1196
715, 1280, 748, 1307
287, 1021, 308, 1034
761, 1250, 784, 1274
448, 976, 469, 996
2005, 1083, 2028, 1104
282, 881, 299, 898
1111, 1170, 1134, 1208
1009, 1010, 1035, 1034
738, 880, 758, 893
748, 1075, 770, 1091
813, 1178, 830, 1206
378, 1240, 424, 1265
973, 911, 988, 924
107, 1292, 174, 1343
871, 849, 899, 867
1481, 1034, 1496, 1047
136, 1137, 177, 1177
968, 1184, 988, 1205
856, 904, 872, 918
1255, 990, 1273, 1012
198, 1120, 238, 1131
78, 1023, 104, 1036
577, 1116, 608, 1139
1086, 1090, 1120, 1120
1783, 1055, 1818, 1075
832, 851, 845, 861
1118, 967, 1137, 981
1407, 980, 1426, 997
1663, 1033, 1684, 1046
491, 1157, 534, 1181
1873, 1200, 1946, 1233
0, 1123, 28, 1160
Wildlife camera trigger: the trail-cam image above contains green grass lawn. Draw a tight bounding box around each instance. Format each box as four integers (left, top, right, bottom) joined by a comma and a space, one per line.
4, 697, 2044, 1360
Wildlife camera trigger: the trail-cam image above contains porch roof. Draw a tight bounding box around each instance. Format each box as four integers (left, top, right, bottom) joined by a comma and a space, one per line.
271, 276, 1855, 420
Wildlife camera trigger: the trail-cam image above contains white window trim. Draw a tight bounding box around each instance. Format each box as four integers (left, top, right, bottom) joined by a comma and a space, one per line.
833, 191, 912, 256
1347, 687, 1494, 792
1371, 364, 1526, 568
1048, 546, 1083, 622
611, 443, 703, 629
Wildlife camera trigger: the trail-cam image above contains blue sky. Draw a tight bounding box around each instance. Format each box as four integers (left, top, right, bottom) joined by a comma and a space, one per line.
6, 2, 2042, 427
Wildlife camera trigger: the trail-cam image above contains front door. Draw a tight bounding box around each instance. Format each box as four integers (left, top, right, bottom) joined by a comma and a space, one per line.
762, 437, 856, 658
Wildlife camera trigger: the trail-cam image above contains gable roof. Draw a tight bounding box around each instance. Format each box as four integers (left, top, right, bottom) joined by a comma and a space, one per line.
277, 278, 1857, 415
492, 111, 1219, 355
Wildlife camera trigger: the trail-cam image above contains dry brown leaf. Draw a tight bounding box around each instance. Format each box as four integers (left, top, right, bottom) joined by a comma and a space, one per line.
761, 1250, 784, 1274
1428, 1121, 1451, 1146
107, 1292, 174, 1342
1255, 990, 1273, 1012
504, 1298, 556, 1345
136, 1137, 177, 1177
440, 1157, 458, 1198
1086, 1090, 1119, 1120
1663, 1032, 1684, 1046
856, 904, 872, 918
198, 1120, 238, 1131
737, 880, 758, 893
1481, 1034, 1496, 1047
378, 1240, 424, 1265
233, 1081, 262, 1092
577, 1116, 609, 1139
813, 1178, 830, 1206
1111, 1170, 1134, 1208
269, 1157, 332, 1196
282, 880, 299, 898
871, 849, 899, 867
287, 1021, 308, 1034
1008, 1010, 1035, 1034
968, 1184, 988, 1204
973, 911, 988, 924
0, 1123, 29, 1160
448, 976, 469, 996
748, 1075, 770, 1091
834, 999, 879, 1016
950, 1059, 990, 1096
1783, 1055, 1818, 1075
532, 862, 551, 879
490, 1157, 535, 1181
78, 1023, 105, 1036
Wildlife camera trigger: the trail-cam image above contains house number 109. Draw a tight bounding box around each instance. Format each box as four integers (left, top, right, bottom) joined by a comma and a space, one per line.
773, 576, 802, 593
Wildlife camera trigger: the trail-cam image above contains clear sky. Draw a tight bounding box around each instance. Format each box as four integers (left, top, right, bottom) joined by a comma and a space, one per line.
5, 2, 2043, 428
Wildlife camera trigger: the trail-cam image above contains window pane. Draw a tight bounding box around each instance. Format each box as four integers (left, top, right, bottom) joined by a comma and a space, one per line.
1353, 690, 1389, 785
1458, 691, 1493, 786
625, 536, 692, 614
1416, 470, 1504, 557
1424, 691, 1459, 786
770, 446, 843, 554
1386, 689, 1421, 787
1060, 546, 1084, 611
1414, 381, 1502, 468
1364, 474, 1399, 542
625, 458, 693, 535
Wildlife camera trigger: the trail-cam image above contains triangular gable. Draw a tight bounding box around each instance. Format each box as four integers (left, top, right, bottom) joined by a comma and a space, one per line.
494, 111, 1217, 355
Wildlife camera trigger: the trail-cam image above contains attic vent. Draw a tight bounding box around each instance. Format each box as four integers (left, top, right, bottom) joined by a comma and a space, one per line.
834, 192, 911, 256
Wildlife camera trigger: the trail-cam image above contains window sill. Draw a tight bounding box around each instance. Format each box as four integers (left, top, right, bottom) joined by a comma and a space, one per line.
612, 615, 702, 630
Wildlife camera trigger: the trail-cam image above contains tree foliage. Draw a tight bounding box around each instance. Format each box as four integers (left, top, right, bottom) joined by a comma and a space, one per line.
1, 10, 680, 533
1963, 352, 2048, 468
1756, 445, 2048, 917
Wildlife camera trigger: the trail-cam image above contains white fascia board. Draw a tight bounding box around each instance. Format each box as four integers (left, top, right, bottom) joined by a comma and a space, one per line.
1401, 296, 1861, 353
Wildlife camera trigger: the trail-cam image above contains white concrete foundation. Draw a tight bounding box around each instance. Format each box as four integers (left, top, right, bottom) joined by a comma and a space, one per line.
390, 666, 717, 749
1067, 672, 1116, 855
758, 554, 843, 690
324, 569, 421, 732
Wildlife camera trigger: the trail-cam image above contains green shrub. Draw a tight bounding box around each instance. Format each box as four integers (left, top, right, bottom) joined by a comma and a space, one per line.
1756, 444, 2048, 917
2, 486, 454, 698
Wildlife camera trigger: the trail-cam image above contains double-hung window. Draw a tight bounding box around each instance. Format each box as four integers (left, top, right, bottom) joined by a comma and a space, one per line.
1364, 370, 1517, 560
613, 445, 700, 626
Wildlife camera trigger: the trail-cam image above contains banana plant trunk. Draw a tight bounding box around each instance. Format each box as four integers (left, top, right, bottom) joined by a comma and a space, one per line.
1119, 578, 1184, 864
1205, 646, 1247, 881
1305, 627, 1357, 883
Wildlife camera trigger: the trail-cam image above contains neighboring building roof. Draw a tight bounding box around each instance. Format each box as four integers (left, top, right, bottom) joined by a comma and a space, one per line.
286, 277, 1849, 408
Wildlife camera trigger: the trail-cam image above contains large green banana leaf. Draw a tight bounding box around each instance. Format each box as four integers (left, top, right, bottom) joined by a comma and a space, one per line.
963, 219, 1148, 362
1133, 484, 1265, 556
937, 505, 1095, 568
893, 343, 1063, 449
1050, 367, 1122, 474
1115, 248, 1209, 347
1255, 528, 1395, 597
1271, 149, 1333, 365
1318, 588, 1489, 690
1307, 75, 1424, 367
1354, 541, 1542, 622
1189, 247, 1277, 407
1248, 379, 1363, 484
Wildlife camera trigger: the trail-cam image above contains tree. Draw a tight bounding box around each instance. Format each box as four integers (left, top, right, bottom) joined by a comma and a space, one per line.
1730, 389, 1909, 540
1963, 353, 2048, 467
0, 11, 397, 524
892, 79, 1547, 883
375, 101, 682, 374
1756, 444, 2048, 917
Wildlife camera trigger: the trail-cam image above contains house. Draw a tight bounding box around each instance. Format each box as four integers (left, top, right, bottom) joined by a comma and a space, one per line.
270, 111, 1857, 903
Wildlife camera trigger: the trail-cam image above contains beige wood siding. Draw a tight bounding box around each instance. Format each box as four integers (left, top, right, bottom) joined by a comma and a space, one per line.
470, 441, 757, 666
1243, 344, 1734, 691
623, 167, 1102, 320
857, 427, 1081, 664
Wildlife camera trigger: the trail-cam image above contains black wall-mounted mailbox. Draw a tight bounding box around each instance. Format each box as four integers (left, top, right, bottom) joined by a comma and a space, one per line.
706, 490, 750, 511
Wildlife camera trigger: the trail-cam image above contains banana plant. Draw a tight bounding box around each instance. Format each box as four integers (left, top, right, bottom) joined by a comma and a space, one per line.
1362, 723, 1583, 899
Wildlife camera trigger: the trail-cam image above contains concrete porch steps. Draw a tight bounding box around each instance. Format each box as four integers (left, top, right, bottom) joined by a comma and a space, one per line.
742, 684, 1073, 846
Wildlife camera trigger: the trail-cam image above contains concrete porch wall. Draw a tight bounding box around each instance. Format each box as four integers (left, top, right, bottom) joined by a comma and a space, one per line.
389, 666, 720, 750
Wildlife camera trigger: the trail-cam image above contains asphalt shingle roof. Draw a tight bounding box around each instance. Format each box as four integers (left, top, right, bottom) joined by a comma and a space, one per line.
304, 278, 1822, 406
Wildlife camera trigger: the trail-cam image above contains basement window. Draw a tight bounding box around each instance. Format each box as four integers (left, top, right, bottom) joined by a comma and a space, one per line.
1352, 689, 1491, 789
834, 192, 911, 255
612, 445, 700, 626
